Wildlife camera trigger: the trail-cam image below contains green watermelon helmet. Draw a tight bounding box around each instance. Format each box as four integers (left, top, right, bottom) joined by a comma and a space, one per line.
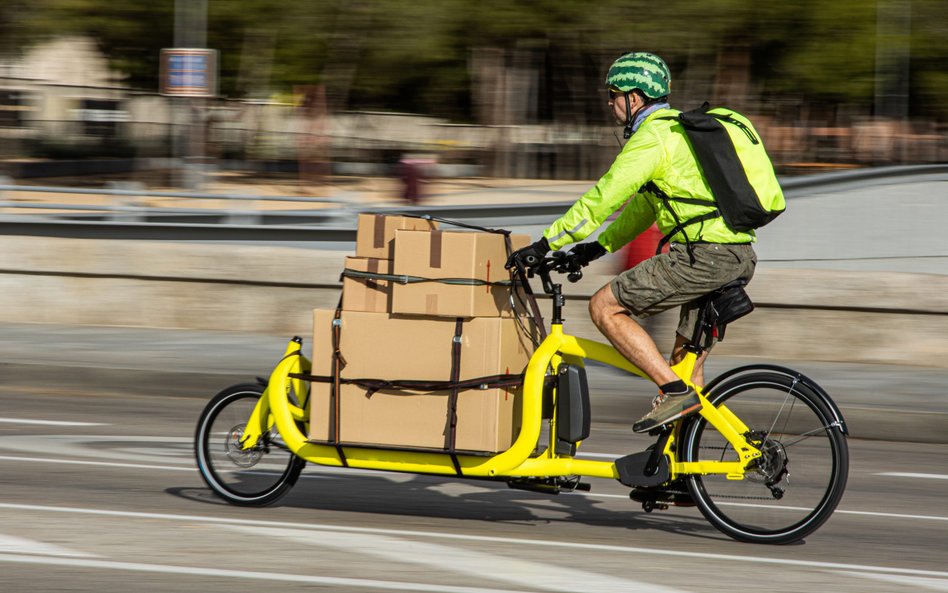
605, 52, 671, 99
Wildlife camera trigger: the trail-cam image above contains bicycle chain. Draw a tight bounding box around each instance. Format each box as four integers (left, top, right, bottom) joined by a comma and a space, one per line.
659, 487, 779, 502
670, 445, 785, 501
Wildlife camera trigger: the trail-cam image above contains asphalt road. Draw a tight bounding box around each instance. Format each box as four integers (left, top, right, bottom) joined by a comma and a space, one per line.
1, 381, 946, 592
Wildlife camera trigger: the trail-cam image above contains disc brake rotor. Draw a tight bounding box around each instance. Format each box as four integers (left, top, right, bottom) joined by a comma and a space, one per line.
224, 423, 263, 468
747, 437, 789, 489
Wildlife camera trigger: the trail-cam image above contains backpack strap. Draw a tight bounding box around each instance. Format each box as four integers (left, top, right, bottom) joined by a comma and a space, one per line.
642, 181, 719, 263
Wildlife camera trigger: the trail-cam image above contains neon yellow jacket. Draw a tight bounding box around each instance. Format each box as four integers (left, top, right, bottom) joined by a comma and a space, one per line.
543, 107, 757, 252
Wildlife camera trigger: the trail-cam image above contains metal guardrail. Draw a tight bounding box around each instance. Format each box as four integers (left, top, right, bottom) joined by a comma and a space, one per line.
0, 165, 945, 242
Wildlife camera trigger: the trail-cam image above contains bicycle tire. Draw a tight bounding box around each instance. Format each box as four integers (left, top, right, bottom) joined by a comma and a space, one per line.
195, 383, 305, 506
680, 371, 848, 544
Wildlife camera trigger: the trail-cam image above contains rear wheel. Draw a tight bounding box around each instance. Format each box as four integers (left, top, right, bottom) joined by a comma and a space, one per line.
681, 372, 848, 544
195, 383, 305, 506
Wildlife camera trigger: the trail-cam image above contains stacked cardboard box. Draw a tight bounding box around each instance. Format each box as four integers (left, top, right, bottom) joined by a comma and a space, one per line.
392, 229, 529, 317
310, 214, 538, 453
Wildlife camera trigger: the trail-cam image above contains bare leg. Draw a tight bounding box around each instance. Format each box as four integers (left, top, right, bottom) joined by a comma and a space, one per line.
670, 333, 711, 388
589, 284, 678, 386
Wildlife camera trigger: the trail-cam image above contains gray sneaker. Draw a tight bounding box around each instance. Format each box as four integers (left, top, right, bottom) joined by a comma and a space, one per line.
633, 388, 702, 433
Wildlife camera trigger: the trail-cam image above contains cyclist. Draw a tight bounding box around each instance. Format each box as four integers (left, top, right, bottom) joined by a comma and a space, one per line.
507, 51, 761, 433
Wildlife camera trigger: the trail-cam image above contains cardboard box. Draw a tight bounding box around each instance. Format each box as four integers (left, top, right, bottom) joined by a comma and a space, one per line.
391, 230, 530, 318
342, 256, 392, 313
309, 309, 537, 452
308, 384, 520, 452
355, 214, 438, 259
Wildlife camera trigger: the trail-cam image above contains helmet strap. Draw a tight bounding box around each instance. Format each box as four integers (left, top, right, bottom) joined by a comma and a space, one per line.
623, 92, 646, 139
622, 93, 634, 139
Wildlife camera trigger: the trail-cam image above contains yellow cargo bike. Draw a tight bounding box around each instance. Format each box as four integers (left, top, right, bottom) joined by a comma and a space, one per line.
195, 223, 849, 544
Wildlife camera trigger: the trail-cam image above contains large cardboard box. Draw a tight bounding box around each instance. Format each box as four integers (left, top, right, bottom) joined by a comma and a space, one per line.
391, 229, 530, 318
309, 309, 537, 452
355, 214, 438, 259
342, 256, 392, 313
308, 384, 522, 451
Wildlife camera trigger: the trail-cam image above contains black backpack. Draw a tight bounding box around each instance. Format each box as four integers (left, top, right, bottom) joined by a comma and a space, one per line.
651, 103, 785, 251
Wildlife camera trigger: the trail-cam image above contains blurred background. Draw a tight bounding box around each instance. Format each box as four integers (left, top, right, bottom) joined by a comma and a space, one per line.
0, 0, 945, 192
0, 0, 945, 364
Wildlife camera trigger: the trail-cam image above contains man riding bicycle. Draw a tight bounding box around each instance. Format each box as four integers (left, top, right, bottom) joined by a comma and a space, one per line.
508, 51, 773, 434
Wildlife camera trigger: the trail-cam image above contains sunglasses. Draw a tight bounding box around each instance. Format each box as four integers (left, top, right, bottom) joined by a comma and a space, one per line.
608, 87, 626, 100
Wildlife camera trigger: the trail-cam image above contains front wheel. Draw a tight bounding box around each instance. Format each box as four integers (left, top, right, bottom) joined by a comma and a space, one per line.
680, 372, 848, 544
195, 383, 305, 506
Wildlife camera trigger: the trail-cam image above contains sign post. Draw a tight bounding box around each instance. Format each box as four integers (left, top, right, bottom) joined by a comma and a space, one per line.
160, 48, 217, 188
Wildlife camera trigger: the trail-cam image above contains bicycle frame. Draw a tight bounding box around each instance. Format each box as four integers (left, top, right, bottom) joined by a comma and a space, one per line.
246, 320, 762, 483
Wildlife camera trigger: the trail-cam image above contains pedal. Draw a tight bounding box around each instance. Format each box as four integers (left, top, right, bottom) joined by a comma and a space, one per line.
630, 484, 695, 508
641, 499, 669, 513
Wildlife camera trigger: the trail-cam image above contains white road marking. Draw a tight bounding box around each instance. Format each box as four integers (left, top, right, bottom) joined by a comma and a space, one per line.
219, 524, 683, 593
0, 455, 194, 472
1, 447, 946, 524
574, 492, 948, 522
0, 553, 535, 593
836, 571, 948, 592
877, 472, 948, 480
0, 534, 97, 558
0, 435, 191, 464
0, 418, 106, 427
575, 452, 618, 459
1, 503, 946, 581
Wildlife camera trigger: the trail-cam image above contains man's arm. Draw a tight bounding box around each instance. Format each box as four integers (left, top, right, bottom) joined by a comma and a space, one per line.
542, 129, 664, 250
596, 195, 658, 253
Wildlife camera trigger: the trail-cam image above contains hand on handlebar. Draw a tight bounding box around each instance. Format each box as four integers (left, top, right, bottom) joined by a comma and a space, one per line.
548, 241, 606, 283
505, 237, 550, 270
566, 241, 607, 267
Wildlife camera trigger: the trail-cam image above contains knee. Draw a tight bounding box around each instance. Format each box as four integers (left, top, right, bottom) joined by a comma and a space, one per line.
589, 286, 617, 330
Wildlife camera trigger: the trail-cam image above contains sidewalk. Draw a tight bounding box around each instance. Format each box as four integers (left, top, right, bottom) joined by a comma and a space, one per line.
3, 321, 945, 444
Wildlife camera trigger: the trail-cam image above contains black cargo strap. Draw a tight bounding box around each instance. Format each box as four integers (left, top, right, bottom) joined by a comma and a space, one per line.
290, 372, 525, 397
445, 318, 464, 471
340, 268, 513, 287
328, 300, 348, 466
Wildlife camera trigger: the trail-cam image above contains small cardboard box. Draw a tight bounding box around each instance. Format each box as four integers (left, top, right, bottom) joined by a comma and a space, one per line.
309, 309, 537, 452
391, 230, 530, 318
342, 256, 392, 313
355, 214, 438, 259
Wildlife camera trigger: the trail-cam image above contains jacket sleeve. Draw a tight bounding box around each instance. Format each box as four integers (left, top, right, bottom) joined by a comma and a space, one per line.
597, 193, 657, 253
542, 127, 664, 250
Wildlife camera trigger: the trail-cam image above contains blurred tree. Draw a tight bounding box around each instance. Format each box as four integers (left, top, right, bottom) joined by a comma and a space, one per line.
17, 0, 948, 120
29, 0, 174, 89
911, 0, 948, 117
0, 1, 50, 61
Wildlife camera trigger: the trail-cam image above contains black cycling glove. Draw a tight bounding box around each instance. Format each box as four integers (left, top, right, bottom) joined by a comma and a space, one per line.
566, 241, 607, 267
506, 236, 550, 269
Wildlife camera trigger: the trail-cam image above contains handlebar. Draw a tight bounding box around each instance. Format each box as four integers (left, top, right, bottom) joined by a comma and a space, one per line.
516, 251, 584, 295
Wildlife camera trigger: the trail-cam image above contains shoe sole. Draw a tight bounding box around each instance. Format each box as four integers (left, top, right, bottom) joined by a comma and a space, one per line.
633, 402, 702, 433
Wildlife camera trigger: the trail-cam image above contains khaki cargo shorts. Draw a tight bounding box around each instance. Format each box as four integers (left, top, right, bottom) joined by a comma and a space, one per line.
610, 243, 757, 339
